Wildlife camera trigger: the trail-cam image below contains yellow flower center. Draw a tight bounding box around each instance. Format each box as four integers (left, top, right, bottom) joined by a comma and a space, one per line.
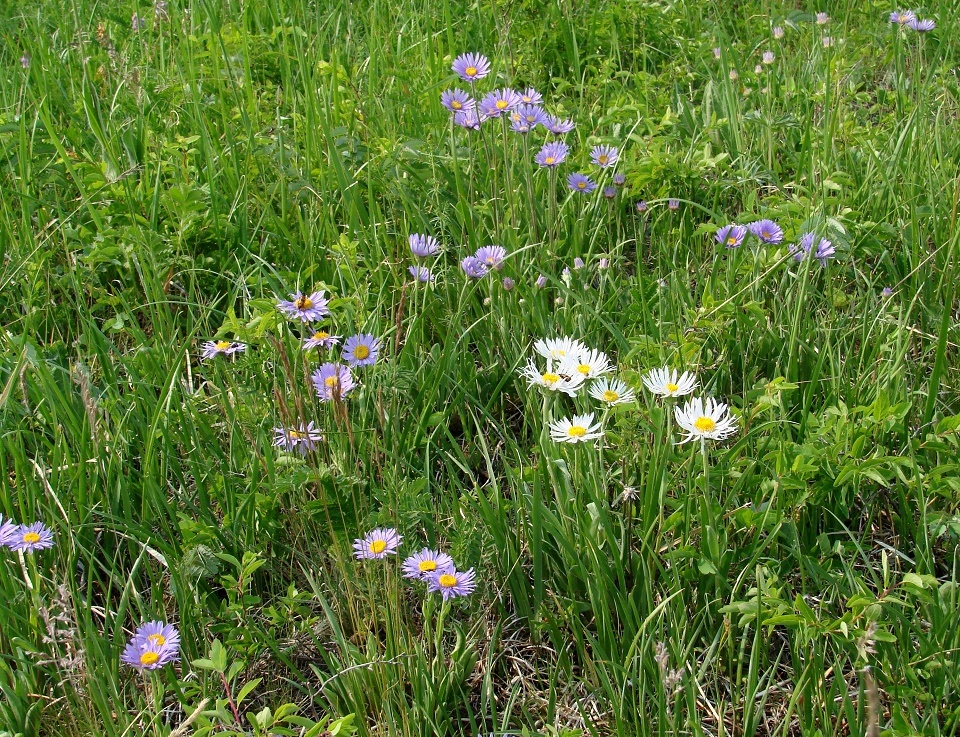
324, 376, 339, 388
353, 345, 370, 360
289, 430, 305, 440
369, 540, 387, 554
545, 156, 555, 165
22, 532, 41, 544
418, 560, 437, 572
576, 364, 591, 375
727, 236, 738, 245
567, 425, 587, 438
313, 331, 329, 340
465, 66, 477, 76
602, 390, 619, 402
438, 573, 458, 588
694, 416, 716, 433
215, 340, 231, 350
577, 181, 586, 189
542, 372, 560, 385
295, 296, 313, 310
598, 155, 608, 164
140, 651, 160, 666
451, 100, 462, 110
147, 634, 166, 646
496, 99, 508, 109
665, 383, 679, 393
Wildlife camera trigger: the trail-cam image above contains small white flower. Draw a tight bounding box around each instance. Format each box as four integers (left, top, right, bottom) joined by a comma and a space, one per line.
588, 377, 636, 406
558, 349, 612, 380
642, 367, 698, 398
675, 397, 738, 444
520, 359, 585, 396
549, 413, 604, 444
533, 337, 588, 367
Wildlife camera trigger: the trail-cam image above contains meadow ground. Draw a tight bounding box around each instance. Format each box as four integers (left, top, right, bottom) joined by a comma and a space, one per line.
1, 0, 959, 735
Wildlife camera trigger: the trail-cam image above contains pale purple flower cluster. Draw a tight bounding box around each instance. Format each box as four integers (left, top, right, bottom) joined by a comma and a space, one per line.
120, 621, 180, 671
1, 519, 55, 553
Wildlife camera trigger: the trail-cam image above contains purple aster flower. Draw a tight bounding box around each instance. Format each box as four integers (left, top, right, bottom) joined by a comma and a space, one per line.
599, 258, 610, 269
453, 109, 482, 130
729, 69, 739, 80
278, 291, 330, 323
815, 11, 829, 24
790, 232, 817, 261
402, 548, 454, 580
0, 516, 17, 547
343, 334, 380, 367
544, 115, 575, 135
773, 26, 785, 39
890, 10, 917, 24
716, 224, 748, 249
613, 173, 626, 186
452, 53, 491, 82
590, 145, 619, 168
312, 362, 356, 402
519, 87, 543, 106
426, 566, 477, 599
20, 54, 31, 69
535, 141, 569, 168
813, 237, 836, 266
713, 47, 722, 59
762, 51, 775, 65
502, 277, 515, 291
748, 219, 784, 244
567, 173, 597, 194
755, 65, 764, 75
409, 233, 440, 257
441, 89, 475, 114
7, 523, 55, 552
636, 200, 648, 213
273, 422, 323, 454
409, 265, 434, 282
881, 287, 894, 297
121, 621, 180, 671
573, 257, 585, 270
479, 89, 522, 118
602, 185, 617, 199
907, 18, 935, 32
353, 527, 401, 560
668, 199, 680, 211
461, 256, 488, 278
510, 104, 548, 132
475, 245, 507, 270
304, 329, 341, 350
536, 274, 547, 288
201, 340, 246, 360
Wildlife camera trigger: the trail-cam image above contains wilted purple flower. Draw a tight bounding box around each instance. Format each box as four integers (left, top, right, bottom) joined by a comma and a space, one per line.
479, 89, 522, 118
573, 257, 585, 270
201, 340, 246, 360
535, 141, 569, 168
890, 10, 917, 24
716, 224, 748, 248
20, 54, 31, 68
453, 110, 482, 130
536, 274, 547, 288
278, 291, 330, 323
475, 245, 507, 270
402, 548, 454, 580
304, 329, 341, 350
773, 26, 785, 39
602, 186, 617, 199
273, 422, 323, 454
121, 621, 180, 671
353, 528, 401, 559
519, 87, 543, 106
567, 173, 597, 194
343, 334, 381, 367
409, 265, 433, 282
881, 287, 894, 297
668, 199, 680, 211
131, 13, 145, 30
762, 51, 775, 65
427, 566, 476, 599
613, 173, 626, 186
312, 362, 356, 402
452, 53, 490, 82
813, 237, 836, 266
815, 11, 829, 24
907, 18, 935, 32
441, 89, 475, 113
748, 219, 784, 244
590, 145, 619, 168
545, 115, 575, 135
599, 257, 610, 269
461, 256, 488, 278
7, 523, 55, 552
636, 200, 648, 213
502, 277, 515, 291
713, 47, 722, 59
409, 234, 440, 257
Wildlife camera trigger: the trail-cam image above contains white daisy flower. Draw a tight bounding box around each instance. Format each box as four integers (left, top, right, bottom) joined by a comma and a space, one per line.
588, 377, 636, 406
674, 397, 738, 444
558, 348, 612, 380
520, 359, 585, 396
642, 367, 697, 398
533, 337, 588, 367
549, 413, 604, 443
